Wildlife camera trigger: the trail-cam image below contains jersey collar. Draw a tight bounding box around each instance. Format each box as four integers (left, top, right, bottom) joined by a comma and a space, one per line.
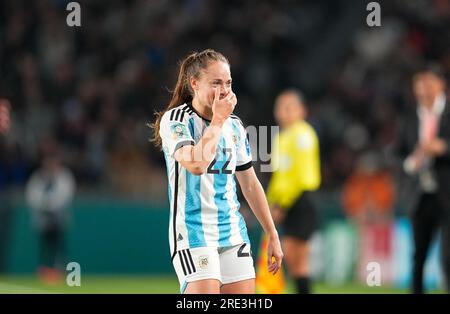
188, 102, 212, 122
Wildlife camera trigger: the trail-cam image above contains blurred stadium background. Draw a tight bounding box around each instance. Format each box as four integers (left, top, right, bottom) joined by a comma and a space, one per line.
1, 0, 449, 293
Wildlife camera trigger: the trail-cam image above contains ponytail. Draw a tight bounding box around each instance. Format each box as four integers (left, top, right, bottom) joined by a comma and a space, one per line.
149, 49, 229, 149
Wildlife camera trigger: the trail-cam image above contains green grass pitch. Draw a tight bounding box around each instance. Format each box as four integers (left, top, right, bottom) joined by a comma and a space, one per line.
0, 275, 445, 294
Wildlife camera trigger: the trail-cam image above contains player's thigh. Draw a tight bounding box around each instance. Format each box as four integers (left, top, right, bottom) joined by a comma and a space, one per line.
172, 247, 221, 294
219, 243, 256, 293
221, 278, 255, 294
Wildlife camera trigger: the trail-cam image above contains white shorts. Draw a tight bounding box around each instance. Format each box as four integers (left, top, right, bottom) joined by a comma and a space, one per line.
172, 243, 255, 293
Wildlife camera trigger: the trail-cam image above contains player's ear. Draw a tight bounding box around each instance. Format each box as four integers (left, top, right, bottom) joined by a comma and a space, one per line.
190, 76, 199, 93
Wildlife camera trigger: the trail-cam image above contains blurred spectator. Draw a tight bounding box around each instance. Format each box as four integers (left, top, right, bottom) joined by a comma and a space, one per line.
25, 140, 76, 284
0, 0, 447, 207
342, 151, 396, 285
342, 151, 396, 222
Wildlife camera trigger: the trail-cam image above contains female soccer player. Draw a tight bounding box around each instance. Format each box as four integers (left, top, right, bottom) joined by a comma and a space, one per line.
151, 49, 283, 294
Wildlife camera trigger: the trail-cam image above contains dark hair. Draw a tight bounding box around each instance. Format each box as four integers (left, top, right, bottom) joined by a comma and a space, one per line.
278, 88, 306, 104
414, 62, 447, 82
149, 49, 229, 149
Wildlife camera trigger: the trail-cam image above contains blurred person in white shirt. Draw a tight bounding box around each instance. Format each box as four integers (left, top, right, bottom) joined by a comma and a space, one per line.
26, 147, 76, 284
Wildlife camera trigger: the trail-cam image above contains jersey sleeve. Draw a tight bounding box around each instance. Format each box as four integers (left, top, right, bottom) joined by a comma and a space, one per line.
234, 118, 253, 171
159, 109, 195, 157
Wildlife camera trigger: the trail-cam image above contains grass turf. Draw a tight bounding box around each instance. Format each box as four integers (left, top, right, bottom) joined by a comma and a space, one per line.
0, 275, 445, 294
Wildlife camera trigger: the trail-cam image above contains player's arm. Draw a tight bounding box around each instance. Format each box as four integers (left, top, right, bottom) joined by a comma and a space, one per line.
235, 167, 283, 274
174, 88, 236, 175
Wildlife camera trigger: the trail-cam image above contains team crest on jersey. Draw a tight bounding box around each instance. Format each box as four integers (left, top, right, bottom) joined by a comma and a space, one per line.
231, 132, 240, 149
231, 134, 238, 146
170, 122, 189, 140
198, 256, 209, 269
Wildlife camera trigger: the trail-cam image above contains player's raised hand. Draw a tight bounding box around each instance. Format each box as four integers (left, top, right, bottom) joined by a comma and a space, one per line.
212, 87, 236, 124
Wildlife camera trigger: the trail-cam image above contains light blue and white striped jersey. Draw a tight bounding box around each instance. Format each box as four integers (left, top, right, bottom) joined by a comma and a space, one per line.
159, 103, 253, 259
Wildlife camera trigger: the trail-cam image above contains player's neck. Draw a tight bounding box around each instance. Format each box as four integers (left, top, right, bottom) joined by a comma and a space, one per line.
281, 119, 301, 130
192, 98, 213, 121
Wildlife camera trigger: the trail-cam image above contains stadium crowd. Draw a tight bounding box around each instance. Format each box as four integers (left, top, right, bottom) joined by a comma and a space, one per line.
0, 0, 449, 208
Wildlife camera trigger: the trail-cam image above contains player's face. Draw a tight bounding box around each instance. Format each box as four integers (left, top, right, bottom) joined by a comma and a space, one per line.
194, 61, 232, 108
413, 73, 445, 108
274, 93, 305, 128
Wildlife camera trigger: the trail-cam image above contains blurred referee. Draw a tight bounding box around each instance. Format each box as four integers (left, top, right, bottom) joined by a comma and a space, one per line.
267, 89, 321, 294
398, 64, 450, 293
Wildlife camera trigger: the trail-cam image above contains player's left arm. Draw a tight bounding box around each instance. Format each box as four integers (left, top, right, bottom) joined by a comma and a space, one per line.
235, 167, 283, 274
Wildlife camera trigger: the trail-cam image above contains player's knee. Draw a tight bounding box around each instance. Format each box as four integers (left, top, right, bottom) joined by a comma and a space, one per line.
184, 279, 221, 294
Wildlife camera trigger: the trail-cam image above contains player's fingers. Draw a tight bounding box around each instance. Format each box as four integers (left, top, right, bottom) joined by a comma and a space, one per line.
267, 249, 273, 269
268, 257, 277, 271
269, 261, 278, 275
270, 264, 278, 275
219, 90, 234, 110
225, 91, 235, 105
277, 250, 283, 262
276, 257, 282, 271
231, 93, 237, 106
214, 87, 220, 103
229, 94, 237, 110
268, 251, 282, 275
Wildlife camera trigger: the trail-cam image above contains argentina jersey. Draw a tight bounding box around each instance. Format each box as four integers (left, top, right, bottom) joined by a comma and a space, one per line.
159, 103, 253, 259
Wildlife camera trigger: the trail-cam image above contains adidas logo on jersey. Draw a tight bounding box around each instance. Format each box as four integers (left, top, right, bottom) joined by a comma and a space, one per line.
177, 233, 184, 241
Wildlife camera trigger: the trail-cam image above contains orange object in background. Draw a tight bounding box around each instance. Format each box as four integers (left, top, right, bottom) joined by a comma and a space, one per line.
37, 266, 64, 285
256, 234, 285, 294
342, 170, 395, 220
